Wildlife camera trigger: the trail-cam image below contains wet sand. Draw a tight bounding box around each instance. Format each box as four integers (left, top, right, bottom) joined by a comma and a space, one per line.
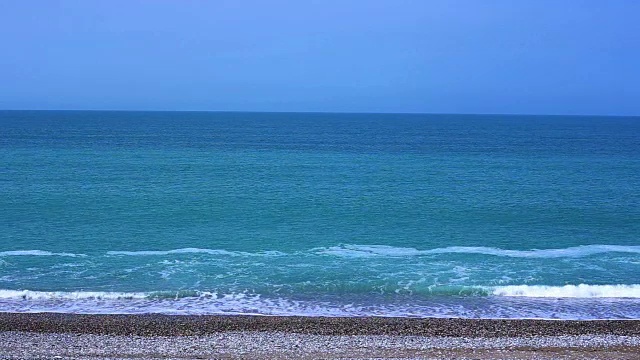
1, 313, 639, 359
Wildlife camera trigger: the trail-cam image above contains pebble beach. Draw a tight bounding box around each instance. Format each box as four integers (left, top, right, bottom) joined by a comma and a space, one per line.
1, 313, 640, 359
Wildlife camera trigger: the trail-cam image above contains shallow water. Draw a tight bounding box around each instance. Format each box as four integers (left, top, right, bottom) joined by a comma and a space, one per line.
1, 110, 639, 318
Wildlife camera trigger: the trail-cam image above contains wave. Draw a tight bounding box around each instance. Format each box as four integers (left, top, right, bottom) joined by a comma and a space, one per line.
1, 287, 639, 319
492, 284, 640, 298
314, 244, 640, 258
107, 248, 238, 256
3, 244, 639, 260
107, 248, 285, 257
0, 250, 85, 257
0, 289, 264, 301
0, 290, 147, 300
3, 284, 639, 302
102, 244, 640, 259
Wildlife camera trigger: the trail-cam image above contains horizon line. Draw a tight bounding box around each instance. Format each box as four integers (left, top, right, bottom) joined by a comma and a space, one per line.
0, 108, 638, 118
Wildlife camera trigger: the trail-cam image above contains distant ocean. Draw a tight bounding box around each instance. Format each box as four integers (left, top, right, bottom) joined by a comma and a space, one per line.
1, 110, 639, 319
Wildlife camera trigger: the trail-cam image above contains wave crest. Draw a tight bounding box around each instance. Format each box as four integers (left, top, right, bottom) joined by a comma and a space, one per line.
4, 284, 639, 302
107, 248, 285, 257
314, 244, 640, 258
0, 250, 85, 257
7, 244, 636, 260
493, 284, 640, 298
0, 290, 147, 300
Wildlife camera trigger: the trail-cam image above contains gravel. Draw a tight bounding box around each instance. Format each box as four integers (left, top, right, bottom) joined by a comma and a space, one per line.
1, 314, 640, 359
1, 331, 639, 359
2, 313, 640, 337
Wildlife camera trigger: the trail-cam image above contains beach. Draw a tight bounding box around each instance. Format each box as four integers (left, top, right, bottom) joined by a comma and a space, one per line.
2, 113, 640, 357
1, 314, 640, 359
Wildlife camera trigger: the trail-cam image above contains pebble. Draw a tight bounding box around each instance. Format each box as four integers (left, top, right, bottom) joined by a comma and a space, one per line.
1, 314, 640, 359
1, 331, 639, 359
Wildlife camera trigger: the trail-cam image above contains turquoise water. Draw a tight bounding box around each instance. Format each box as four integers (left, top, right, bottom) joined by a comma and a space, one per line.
1, 110, 639, 318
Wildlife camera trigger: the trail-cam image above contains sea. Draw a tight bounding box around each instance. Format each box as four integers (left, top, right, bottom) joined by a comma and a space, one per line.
1, 110, 639, 319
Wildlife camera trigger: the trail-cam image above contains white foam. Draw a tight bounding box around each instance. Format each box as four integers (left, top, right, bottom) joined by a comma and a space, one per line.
316, 245, 424, 257
493, 284, 640, 298
315, 244, 640, 258
0, 290, 147, 300
107, 248, 236, 256
0, 250, 85, 257
1, 288, 639, 318
107, 248, 285, 257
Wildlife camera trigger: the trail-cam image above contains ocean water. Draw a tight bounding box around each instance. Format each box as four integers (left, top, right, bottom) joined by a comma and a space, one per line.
1, 110, 639, 319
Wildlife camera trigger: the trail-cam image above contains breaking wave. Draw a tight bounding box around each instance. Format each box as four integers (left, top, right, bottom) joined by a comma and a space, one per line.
0, 250, 86, 257
0, 289, 147, 300
315, 244, 640, 258
4, 244, 638, 260
492, 284, 640, 298
1, 287, 640, 319
107, 248, 285, 257
3, 284, 639, 302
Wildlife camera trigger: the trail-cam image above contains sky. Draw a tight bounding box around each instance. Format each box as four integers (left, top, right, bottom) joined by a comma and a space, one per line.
1, 0, 639, 115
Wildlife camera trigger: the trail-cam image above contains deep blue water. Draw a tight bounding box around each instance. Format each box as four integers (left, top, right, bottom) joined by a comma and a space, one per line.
1, 110, 639, 318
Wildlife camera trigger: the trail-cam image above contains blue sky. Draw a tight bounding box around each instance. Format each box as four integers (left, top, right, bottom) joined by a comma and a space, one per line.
1, 0, 639, 115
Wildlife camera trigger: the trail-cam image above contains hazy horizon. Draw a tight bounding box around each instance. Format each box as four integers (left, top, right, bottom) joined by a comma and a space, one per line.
1, 1, 639, 116
2, 109, 639, 118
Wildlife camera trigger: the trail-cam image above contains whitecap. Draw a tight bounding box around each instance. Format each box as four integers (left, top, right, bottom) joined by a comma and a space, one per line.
0, 289, 147, 300
314, 244, 640, 259
106, 248, 285, 257
0, 250, 86, 257
492, 284, 640, 298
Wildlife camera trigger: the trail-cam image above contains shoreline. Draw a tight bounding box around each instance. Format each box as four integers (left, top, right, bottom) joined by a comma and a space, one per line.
2, 314, 640, 359
1, 312, 640, 336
